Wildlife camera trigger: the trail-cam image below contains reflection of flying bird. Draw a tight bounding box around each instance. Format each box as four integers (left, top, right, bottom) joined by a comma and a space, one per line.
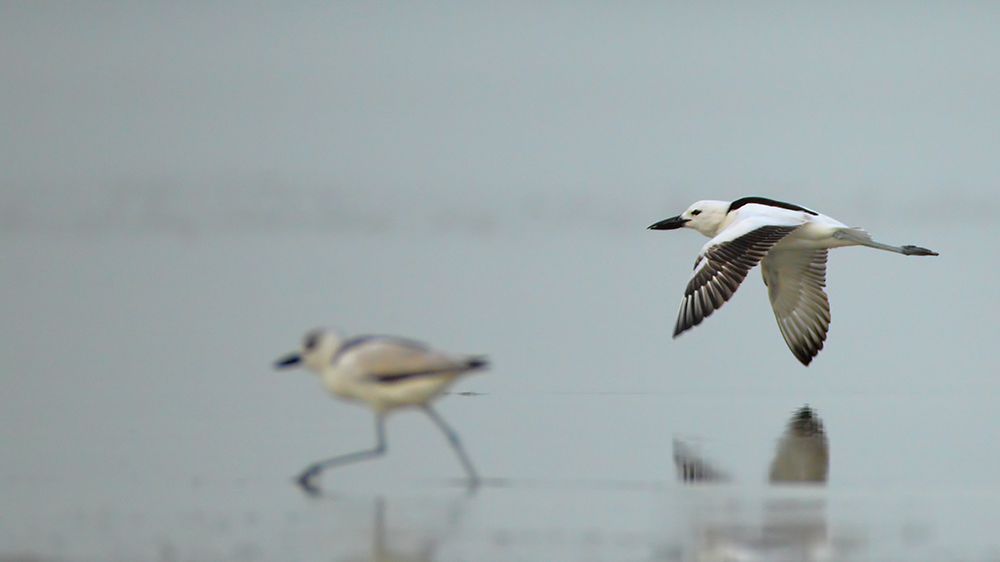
275, 328, 487, 494
678, 495, 836, 562
673, 405, 828, 485
672, 438, 730, 484
674, 408, 838, 562
769, 405, 829, 483
649, 197, 938, 365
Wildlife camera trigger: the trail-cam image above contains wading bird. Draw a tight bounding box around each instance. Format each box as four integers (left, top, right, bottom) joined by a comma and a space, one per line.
275, 328, 487, 494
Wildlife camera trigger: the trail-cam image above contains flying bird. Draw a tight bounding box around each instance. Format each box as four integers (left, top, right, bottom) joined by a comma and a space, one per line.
649, 197, 938, 365
275, 328, 487, 494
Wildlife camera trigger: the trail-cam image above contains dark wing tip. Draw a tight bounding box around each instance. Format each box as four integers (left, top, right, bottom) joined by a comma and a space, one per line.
467, 356, 489, 370
672, 315, 687, 338
673, 314, 701, 338
791, 341, 821, 366
901, 245, 938, 256
673, 284, 723, 338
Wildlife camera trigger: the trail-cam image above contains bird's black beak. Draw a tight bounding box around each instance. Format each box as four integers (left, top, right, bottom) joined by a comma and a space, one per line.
274, 353, 302, 369
648, 215, 689, 230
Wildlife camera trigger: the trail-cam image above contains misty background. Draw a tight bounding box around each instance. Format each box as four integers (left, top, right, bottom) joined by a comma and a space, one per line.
2, 3, 999, 561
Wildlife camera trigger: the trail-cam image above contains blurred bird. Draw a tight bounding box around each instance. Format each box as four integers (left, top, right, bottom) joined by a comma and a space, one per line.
649, 196, 938, 365
769, 405, 829, 483
275, 328, 488, 494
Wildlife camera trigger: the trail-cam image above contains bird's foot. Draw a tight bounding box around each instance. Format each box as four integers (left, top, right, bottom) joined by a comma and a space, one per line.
296, 468, 322, 496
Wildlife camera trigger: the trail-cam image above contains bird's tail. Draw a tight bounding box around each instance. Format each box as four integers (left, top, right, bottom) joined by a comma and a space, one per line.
466, 356, 490, 370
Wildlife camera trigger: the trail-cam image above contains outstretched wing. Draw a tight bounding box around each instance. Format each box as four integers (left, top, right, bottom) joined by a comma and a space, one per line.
761, 248, 830, 366
674, 222, 800, 337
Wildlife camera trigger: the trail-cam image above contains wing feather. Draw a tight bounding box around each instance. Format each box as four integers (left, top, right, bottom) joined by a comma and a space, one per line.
674, 224, 800, 337
761, 249, 830, 366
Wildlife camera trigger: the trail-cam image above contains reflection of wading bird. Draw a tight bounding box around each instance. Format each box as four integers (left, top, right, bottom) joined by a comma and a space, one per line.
275, 328, 487, 494
343, 498, 432, 562
649, 197, 938, 365
338, 496, 470, 562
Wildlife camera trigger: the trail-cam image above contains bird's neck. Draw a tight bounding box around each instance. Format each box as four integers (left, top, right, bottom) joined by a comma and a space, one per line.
320, 368, 352, 399
696, 212, 733, 238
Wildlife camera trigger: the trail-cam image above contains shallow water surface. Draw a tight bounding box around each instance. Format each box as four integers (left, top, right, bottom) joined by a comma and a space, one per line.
1, 228, 996, 561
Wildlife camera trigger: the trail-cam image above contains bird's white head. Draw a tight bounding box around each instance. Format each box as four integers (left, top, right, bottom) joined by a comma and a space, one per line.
648, 200, 730, 238
274, 328, 345, 373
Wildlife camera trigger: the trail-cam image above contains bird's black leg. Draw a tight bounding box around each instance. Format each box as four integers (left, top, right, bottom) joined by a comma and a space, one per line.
422, 405, 480, 490
297, 414, 387, 495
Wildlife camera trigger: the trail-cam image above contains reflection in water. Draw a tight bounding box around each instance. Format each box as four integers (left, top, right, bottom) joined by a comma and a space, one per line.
769, 406, 829, 484
674, 405, 829, 485
673, 438, 731, 484
676, 493, 853, 562
669, 406, 869, 561
337, 496, 468, 562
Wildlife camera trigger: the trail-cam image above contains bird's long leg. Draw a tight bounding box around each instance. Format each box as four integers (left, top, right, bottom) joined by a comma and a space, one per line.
422, 405, 480, 489
833, 230, 938, 256
297, 414, 387, 495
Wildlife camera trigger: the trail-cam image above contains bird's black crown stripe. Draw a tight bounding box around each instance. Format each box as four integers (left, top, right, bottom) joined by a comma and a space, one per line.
728, 197, 817, 215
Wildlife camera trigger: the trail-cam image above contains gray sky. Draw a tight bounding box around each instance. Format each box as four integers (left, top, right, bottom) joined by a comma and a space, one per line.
2, 3, 1000, 231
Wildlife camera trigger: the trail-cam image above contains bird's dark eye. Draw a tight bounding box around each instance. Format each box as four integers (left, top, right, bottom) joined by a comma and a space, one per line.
304, 332, 320, 350
691, 209, 701, 216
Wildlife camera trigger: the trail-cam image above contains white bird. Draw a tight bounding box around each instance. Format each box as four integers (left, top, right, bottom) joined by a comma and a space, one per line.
274, 328, 487, 494
648, 197, 938, 365
769, 405, 829, 483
